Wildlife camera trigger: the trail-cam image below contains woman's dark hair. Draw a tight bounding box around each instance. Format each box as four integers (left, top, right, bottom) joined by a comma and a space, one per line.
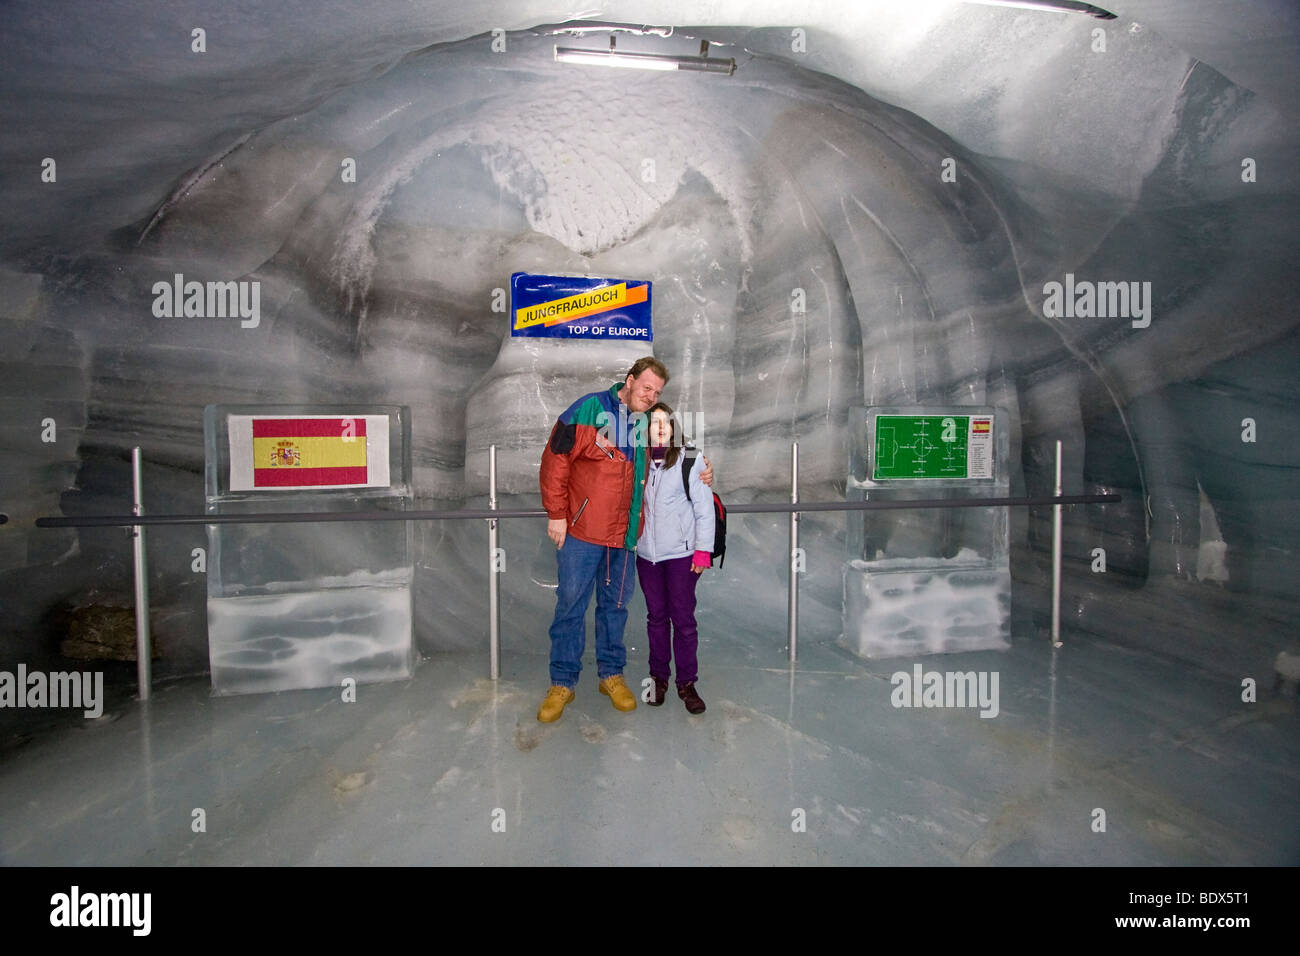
646, 401, 682, 470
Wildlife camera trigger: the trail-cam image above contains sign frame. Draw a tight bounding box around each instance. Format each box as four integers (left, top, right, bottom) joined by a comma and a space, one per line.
510, 272, 653, 341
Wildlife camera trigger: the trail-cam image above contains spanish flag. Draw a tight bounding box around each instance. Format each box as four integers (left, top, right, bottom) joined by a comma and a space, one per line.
972, 419, 991, 433
252, 418, 368, 488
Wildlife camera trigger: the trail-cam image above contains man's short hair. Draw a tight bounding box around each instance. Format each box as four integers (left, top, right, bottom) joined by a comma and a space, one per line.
626, 356, 669, 385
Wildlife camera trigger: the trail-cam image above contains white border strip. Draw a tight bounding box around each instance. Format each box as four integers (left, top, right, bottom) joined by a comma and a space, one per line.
228, 414, 390, 491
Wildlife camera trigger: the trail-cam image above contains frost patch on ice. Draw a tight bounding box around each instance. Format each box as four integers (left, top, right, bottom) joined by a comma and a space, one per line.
450, 678, 515, 709
333, 771, 368, 793
850, 547, 988, 570
431, 766, 462, 794
842, 558, 1009, 658
514, 721, 551, 752
1196, 481, 1229, 585
722, 817, 757, 842
328, 75, 755, 326
228, 567, 414, 595
208, 580, 414, 695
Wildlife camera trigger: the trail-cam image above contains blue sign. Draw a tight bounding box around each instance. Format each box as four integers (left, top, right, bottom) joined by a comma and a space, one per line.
510, 272, 653, 341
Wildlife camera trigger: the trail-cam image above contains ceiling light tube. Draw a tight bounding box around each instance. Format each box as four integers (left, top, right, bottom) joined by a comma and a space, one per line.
554, 45, 736, 75
963, 0, 1116, 18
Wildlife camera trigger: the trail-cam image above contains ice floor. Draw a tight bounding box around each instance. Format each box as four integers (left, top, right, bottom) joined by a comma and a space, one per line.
1, 618, 1297, 866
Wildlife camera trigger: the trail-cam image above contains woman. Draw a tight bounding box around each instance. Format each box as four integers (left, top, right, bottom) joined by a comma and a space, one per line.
635, 401, 715, 714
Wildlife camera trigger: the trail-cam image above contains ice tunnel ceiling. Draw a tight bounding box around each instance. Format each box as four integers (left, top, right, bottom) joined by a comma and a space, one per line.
0, 0, 1297, 682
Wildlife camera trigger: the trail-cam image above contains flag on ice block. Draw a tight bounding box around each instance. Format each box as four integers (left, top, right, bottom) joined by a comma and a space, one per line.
227, 415, 391, 491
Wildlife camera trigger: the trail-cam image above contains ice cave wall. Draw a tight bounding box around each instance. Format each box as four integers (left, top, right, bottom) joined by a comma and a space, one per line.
0, 2, 1296, 680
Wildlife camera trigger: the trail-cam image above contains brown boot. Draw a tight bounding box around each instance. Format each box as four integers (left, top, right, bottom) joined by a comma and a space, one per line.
678, 682, 706, 715
647, 677, 669, 706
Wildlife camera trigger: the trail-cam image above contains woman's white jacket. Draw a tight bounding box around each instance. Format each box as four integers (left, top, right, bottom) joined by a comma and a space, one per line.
636, 452, 715, 563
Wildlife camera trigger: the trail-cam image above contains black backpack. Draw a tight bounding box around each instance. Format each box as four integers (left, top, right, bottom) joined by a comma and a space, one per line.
681, 450, 727, 568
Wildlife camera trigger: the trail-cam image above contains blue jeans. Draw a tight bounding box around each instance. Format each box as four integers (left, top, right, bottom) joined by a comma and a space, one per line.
549, 535, 636, 688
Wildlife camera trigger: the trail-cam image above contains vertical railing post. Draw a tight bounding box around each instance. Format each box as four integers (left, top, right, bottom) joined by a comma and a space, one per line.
1051, 440, 1063, 648
488, 445, 500, 680
131, 447, 152, 700
788, 442, 799, 663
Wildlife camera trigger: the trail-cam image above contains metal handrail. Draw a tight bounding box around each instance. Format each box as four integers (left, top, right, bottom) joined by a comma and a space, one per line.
32, 493, 1119, 528
17, 443, 1118, 694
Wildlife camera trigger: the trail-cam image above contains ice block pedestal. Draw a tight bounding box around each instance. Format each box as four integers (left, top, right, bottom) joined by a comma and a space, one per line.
204, 405, 414, 696
841, 406, 1011, 660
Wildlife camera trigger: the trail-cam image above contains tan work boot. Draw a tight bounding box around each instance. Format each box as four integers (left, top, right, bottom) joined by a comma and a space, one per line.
537, 685, 575, 723
598, 675, 637, 712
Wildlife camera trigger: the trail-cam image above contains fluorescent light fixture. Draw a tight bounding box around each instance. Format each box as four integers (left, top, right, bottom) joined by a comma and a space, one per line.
554, 37, 736, 75
963, 0, 1116, 17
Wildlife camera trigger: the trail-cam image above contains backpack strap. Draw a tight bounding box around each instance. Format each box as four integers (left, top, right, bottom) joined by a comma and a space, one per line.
681, 448, 698, 501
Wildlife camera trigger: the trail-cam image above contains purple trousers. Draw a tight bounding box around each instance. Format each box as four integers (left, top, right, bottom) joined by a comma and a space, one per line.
636, 554, 701, 686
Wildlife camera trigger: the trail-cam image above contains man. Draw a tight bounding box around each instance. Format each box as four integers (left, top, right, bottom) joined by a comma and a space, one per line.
537, 356, 712, 723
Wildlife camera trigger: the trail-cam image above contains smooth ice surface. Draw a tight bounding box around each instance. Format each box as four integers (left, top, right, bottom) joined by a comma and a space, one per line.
1, 625, 1296, 865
